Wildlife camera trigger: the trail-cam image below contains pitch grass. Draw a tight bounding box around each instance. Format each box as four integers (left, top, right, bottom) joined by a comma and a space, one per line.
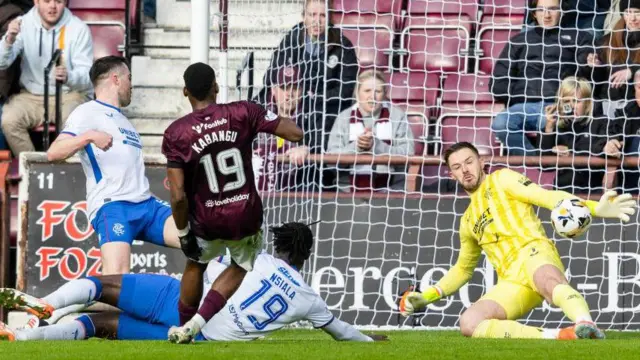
1, 330, 640, 360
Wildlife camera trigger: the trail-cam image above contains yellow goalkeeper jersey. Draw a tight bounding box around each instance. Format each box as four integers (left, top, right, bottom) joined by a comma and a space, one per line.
436, 168, 596, 296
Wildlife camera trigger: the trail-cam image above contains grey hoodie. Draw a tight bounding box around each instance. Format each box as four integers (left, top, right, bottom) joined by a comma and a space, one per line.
0, 7, 93, 95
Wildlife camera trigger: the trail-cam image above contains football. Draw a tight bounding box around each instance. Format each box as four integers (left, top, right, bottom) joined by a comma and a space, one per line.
551, 198, 593, 239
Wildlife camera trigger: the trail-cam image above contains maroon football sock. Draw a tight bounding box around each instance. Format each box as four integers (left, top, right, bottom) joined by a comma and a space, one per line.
178, 300, 199, 326
196, 289, 227, 322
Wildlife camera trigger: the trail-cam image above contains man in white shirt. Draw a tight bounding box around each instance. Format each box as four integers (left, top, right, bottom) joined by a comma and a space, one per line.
0, 222, 385, 343
46, 56, 180, 276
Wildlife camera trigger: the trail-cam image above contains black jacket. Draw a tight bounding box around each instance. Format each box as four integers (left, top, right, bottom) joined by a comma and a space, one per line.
256, 23, 359, 153
491, 26, 594, 107
539, 115, 609, 192
609, 100, 640, 145
583, 31, 640, 102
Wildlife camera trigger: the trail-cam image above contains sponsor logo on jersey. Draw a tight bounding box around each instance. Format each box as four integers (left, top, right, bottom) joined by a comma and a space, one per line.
192, 118, 228, 134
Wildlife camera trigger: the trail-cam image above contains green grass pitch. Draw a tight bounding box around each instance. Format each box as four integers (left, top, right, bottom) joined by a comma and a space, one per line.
2, 330, 640, 360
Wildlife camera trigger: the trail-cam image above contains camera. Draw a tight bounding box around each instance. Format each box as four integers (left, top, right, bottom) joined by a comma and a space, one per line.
561, 102, 573, 117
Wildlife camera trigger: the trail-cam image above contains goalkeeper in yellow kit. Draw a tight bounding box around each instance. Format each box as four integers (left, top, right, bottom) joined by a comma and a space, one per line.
399, 142, 637, 340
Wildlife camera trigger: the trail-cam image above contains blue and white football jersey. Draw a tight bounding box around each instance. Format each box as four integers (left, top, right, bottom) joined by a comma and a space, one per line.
61, 100, 151, 221
201, 253, 335, 341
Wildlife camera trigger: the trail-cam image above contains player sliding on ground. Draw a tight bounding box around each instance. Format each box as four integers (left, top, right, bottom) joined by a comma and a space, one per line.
399, 142, 636, 340
0, 223, 385, 343
161, 63, 303, 344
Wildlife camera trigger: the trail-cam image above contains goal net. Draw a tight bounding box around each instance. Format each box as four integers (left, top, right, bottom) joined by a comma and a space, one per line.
233, 0, 640, 330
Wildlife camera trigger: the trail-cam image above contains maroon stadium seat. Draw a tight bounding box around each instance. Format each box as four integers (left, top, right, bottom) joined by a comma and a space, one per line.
68, 0, 126, 9
332, 0, 403, 28
334, 14, 395, 69
482, 0, 527, 24
407, 0, 479, 21
68, 0, 137, 26
68, 0, 133, 58
332, 0, 402, 14
388, 71, 440, 109
89, 25, 126, 58
476, 20, 520, 74
387, 72, 440, 155
439, 114, 500, 156
441, 73, 501, 112
401, 16, 472, 72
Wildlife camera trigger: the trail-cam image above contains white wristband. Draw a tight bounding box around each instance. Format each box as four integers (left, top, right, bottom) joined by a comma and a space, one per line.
177, 225, 190, 237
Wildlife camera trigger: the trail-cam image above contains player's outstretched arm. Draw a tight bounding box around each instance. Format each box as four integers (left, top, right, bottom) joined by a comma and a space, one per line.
499, 169, 637, 222
400, 229, 481, 316
273, 116, 303, 143
47, 131, 113, 162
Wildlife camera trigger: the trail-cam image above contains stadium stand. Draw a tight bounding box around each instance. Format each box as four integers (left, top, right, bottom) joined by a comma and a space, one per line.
5, 0, 640, 336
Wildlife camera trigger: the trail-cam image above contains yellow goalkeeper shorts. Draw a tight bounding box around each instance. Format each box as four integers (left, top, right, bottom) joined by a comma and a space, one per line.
479, 240, 565, 320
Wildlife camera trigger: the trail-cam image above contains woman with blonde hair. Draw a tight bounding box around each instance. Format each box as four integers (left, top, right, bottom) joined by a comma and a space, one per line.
327, 69, 415, 191
540, 77, 609, 192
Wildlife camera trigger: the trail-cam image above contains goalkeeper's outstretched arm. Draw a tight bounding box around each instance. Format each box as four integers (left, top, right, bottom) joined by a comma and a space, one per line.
499, 169, 636, 222
433, 229, 482, 297
399, 230, 481, 316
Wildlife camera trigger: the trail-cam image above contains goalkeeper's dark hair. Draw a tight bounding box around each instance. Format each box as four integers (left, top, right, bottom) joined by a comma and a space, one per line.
443, 141, 480, 165
270, 222, 315, 266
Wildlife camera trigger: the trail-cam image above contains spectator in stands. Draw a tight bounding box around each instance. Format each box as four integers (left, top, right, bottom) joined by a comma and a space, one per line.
327, 70, 414, 192
0, 0, 26, 150
490, 0, 594, 156
257, 0, 358, 156
600, 71, 640, 191
254, 66, 305, 191
539, 77, 609, 192
583, 0, 640, 118
0, 0, 92, 156
566, 0, 610, 37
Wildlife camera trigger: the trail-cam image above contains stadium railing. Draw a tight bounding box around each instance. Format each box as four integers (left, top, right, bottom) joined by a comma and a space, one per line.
277, 154, 622, 194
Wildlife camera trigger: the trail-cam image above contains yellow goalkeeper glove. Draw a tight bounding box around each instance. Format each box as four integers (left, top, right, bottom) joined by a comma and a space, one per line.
590, 190, 637, 222
399, 286, 443, 317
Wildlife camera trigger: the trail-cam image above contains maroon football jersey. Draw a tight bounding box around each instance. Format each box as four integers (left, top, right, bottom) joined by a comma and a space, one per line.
162, 101, 281, 240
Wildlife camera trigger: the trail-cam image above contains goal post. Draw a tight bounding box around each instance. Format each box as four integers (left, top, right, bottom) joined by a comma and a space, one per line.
243, 0, 640, 331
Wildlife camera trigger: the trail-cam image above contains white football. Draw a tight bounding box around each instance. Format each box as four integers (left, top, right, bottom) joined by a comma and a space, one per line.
551, 198, 592, 239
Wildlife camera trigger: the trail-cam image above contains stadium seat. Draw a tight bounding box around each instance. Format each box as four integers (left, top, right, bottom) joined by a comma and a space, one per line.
481, 0, 527, 24
401, 16, 472, 72
88, 24, 126, 58
441, 74, 501, 112
333, 14, 395, 69
68, 0, 129, 58
386, 72, 440, 155
67, 0, 137, 26
407, 0, 479, 21
384, 72, 440, 155
332, 0, 403, 28
476, 20, 520, 74
439, 114, 500, 156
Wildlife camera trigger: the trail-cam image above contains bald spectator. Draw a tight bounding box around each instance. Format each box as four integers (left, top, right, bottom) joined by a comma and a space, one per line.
0, 0, 93, 156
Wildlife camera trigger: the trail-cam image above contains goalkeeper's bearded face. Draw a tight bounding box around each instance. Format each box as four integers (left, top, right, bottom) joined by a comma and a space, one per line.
447, 147, 485, 193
